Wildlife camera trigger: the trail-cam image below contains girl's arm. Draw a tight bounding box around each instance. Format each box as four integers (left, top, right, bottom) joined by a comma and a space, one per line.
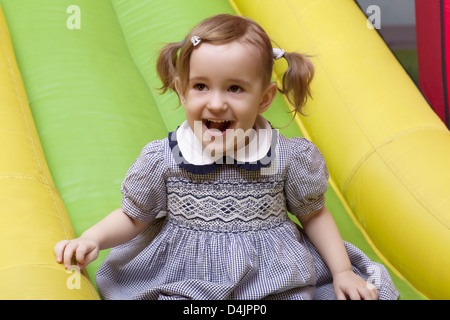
298, 206, 378, 300
54, 208, 149, 269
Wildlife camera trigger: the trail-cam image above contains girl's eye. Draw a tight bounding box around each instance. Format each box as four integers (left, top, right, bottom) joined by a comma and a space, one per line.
229, 85, 243, 93
194, 83, 207, 91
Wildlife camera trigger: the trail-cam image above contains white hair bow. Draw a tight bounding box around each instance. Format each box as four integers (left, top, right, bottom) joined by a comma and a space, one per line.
273, 48, 285, 60
191, 36, 201, 47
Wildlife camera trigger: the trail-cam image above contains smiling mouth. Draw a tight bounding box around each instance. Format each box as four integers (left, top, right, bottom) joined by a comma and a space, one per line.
203, 119, 233, 135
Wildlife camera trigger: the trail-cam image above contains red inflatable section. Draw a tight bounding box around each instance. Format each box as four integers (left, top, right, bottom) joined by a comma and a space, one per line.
415, 0, 450, 128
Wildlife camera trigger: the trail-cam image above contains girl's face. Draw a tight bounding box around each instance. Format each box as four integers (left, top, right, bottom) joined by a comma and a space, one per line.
176, 41, 277, 156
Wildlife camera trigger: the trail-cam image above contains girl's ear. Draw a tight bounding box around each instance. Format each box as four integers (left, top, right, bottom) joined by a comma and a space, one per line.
174, 77, 186, 105
258, 82, 278, 114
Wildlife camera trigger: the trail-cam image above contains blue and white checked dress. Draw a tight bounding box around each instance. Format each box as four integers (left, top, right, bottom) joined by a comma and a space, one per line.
96, 119, 399, 300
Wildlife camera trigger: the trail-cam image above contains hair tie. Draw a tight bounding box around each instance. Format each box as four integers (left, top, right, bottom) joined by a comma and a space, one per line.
191, 36, 201, 47
273, 48, 285, 60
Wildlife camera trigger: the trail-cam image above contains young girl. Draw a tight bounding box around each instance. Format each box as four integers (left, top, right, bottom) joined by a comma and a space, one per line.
55, 14, 398, 300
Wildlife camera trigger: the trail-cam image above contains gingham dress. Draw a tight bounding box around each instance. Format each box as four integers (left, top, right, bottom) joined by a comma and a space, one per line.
95, 126, 399, 300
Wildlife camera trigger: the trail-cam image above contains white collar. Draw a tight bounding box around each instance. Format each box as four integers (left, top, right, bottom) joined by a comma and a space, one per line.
176, 115, 274, 166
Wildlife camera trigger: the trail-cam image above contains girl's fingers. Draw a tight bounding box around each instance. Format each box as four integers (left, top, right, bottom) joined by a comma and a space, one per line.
347, 288, 362, 300
54, 240, 70, 263
75, 244, 88, 266
55, 239, 98, 269
78, 248, 99, 269
62, 241, 78, 268
359, 282, 379, 300
334, 288, 347, 300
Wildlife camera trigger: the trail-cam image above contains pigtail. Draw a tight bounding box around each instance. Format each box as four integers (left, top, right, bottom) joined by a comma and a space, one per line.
156, 41, 183, 94
278, 52, 314, 116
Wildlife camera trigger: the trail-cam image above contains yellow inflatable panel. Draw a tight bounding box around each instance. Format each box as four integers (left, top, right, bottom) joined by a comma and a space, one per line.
0, 6, 98, 299
231, 0, 450, 299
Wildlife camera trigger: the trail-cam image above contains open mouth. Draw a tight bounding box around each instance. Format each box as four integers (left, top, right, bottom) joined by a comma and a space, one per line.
203, 119, 233, 135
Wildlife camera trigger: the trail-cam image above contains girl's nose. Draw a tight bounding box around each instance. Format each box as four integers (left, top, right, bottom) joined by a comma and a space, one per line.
206, 91, 227, 112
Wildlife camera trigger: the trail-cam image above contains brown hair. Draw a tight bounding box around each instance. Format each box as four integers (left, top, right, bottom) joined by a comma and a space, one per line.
156, 14, 314, 116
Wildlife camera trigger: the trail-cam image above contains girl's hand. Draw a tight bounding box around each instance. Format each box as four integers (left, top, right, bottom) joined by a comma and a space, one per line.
54, 238, 99, 269
333, 270, 379, 300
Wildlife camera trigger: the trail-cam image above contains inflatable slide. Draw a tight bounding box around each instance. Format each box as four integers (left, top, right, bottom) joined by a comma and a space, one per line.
0, 5, 98, 299
0, 0, 448, 299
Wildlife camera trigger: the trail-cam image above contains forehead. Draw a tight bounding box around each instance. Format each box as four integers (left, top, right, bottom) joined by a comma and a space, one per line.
188, 41, 264, 82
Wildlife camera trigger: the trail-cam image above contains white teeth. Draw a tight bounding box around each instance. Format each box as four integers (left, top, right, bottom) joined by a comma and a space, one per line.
207, 119, 229, 123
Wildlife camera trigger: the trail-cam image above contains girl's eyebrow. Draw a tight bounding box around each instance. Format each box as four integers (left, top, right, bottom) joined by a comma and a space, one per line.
228, 78, 251, 87
189, 76, 208, 82
189, 76, 251, 87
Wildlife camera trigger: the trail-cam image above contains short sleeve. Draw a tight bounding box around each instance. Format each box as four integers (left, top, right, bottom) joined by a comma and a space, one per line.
285, 138, 329, 217
121, 140, 167, 222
